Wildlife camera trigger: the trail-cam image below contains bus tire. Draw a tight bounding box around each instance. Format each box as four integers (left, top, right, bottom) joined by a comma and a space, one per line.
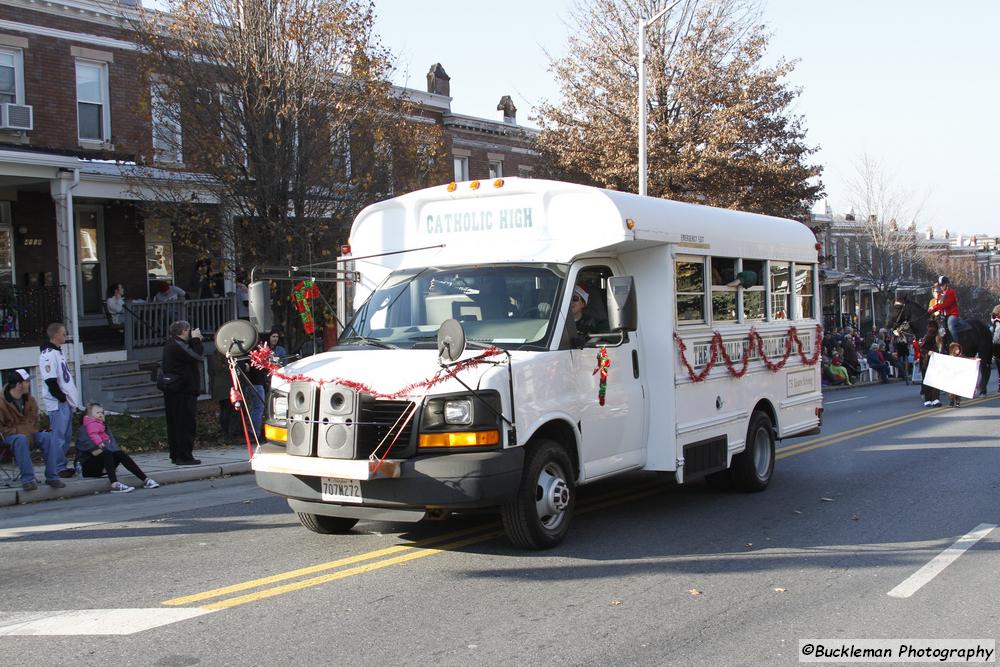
732, 411, 775, 492
296, 512, 359, 535
501, 439, 575, 550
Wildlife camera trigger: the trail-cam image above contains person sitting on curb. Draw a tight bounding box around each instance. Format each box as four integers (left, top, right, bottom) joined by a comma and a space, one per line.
76, 403, 159, 493
829, 355, 852, 385
0, 369, 65, 491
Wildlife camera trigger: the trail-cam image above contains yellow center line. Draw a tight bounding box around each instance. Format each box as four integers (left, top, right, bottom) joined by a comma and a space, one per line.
162, 522, 498, 606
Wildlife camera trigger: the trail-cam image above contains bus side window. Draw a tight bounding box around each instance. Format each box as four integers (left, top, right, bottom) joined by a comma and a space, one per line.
741, 259, 766, 321
711, 257, 737, 323
794, 263, 815, 319
676, 258, 705, 323
769, 261, 791, 320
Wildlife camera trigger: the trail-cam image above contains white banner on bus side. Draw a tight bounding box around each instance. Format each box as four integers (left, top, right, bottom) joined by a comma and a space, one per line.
923, 352, 980, 399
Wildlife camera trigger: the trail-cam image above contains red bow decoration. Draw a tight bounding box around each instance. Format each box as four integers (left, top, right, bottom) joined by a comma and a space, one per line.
292, 279, 321, 334
593, 346, 611, 406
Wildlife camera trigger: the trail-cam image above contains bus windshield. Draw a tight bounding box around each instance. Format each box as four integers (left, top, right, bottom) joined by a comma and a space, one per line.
340, 264, 567, 351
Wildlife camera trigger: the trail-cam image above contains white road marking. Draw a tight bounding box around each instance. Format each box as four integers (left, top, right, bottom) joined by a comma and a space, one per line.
824, 396, 868, 405
0, 608, 214, 635
887, 523, 995, 598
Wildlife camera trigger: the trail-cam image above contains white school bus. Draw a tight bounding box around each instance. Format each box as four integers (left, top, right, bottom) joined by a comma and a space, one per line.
252, 178, 822, 549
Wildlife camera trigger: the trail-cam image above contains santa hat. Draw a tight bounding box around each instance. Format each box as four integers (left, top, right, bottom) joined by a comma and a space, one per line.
573, 284, 589, 304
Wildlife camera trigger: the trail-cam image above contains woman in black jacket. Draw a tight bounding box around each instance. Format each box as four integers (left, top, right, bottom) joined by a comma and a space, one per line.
161, 320, 204, 465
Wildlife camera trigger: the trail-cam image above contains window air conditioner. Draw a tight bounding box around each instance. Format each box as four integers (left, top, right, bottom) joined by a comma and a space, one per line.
1, 103, 33, 131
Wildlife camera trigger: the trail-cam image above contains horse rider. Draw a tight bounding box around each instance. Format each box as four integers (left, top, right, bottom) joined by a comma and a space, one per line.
929, 276, 961, 344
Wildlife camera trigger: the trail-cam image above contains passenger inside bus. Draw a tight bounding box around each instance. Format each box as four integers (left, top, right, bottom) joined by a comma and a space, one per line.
568, 268, 611, 344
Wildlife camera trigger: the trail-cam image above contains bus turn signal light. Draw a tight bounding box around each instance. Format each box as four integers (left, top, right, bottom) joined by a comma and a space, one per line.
264, 424, 288, 443
418, 430, 500, 448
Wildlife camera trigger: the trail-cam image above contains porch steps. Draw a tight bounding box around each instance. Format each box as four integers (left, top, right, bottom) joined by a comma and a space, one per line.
82, 361, 164, 417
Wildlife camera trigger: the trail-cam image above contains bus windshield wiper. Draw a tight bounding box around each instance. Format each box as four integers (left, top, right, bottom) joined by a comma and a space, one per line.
339, 335, 398, 349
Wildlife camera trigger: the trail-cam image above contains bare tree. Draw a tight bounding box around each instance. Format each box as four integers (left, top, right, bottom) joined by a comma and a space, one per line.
126, 0, 448, 275
534, 0, 822, 220
843, 154, 925, 324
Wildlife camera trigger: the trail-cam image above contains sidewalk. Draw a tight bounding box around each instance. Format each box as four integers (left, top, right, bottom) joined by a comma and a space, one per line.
0, 446, 252, 508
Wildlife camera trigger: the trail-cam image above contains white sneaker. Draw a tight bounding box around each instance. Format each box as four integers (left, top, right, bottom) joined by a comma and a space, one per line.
110, 481, 134, 493
923, 401, 932, 407
143, 478, 160, 489
930, 399, 941, 407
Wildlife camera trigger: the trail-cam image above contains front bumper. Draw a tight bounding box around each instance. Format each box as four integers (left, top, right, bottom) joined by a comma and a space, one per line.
253, 445, 524, 511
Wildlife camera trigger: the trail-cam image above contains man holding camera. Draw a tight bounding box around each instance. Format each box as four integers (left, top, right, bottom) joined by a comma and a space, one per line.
161, 320, 204, 465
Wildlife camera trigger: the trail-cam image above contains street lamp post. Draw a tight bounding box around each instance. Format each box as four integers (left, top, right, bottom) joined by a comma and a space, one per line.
638, 1, 683, 197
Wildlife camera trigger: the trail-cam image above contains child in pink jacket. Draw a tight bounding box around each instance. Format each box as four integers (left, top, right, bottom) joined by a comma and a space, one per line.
79, 403, 159, 493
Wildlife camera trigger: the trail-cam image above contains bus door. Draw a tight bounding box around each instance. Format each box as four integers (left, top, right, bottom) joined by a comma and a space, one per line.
566, 264, 646, 479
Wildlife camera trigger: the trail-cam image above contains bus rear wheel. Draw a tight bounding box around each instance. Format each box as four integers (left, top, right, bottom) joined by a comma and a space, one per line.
732, 411, 774, 492
296, 512, 359, 534
501, 439, 575, 550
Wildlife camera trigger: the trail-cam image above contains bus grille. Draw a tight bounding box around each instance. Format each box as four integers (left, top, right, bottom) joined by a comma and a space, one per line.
357, 400, 416, 459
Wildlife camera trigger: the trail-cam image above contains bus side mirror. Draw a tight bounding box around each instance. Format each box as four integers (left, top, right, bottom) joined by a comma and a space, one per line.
607, 276, 637, 332
248, 280, 272, 334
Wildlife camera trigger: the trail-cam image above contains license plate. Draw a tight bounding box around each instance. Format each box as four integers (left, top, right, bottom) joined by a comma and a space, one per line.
320, 477, 363, 503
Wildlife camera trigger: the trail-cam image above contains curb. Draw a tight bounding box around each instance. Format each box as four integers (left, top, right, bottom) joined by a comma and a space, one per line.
4, 462, 253, 506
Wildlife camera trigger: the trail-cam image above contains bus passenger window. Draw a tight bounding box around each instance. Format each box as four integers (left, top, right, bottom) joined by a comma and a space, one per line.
770, 262, 791, 320
676, 259, 705, 323
711, 257, 737, 322
794, 264, 815, 320
741, 259, 765, 320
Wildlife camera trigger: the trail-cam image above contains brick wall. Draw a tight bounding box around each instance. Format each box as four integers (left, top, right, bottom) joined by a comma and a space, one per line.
0, 6, 152, 160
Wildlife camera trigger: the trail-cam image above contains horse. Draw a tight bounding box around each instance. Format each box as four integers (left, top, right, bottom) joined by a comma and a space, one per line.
890, 296, 993, 395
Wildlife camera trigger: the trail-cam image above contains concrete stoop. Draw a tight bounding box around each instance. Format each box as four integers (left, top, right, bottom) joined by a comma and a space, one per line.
82, 360, 164, 416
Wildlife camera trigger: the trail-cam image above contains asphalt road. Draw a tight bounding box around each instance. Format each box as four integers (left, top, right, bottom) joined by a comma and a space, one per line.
2, 381, 999, 666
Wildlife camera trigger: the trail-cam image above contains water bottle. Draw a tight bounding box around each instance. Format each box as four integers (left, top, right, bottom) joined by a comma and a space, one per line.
74, 460, 81, 478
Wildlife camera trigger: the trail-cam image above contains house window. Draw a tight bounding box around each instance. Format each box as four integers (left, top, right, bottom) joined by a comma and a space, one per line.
76, 60, 110, 142
769, 261, 790, 319
151, 84, 182, 163
0, 48, 24, 105
453, 156, 469, 181
675, 257, 705, 323
488, 160, 503, 179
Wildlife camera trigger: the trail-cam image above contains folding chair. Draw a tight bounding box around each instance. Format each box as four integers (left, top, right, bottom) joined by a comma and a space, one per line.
0, 440, 19, 487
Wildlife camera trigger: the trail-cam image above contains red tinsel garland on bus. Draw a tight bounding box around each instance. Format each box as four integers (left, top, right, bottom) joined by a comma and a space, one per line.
247, 343, 506, 399
673, 324, 822, 383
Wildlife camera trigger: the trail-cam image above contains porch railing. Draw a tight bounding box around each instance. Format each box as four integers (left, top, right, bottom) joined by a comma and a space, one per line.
124, 297, 234, 351
0, 285, 64, 343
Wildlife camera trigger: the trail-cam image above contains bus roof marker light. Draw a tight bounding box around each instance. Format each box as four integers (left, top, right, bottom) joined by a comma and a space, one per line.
447, 182, 457, 192
626, 218, 636, 230
493, 179, 504, 188
470, 180, 481, 190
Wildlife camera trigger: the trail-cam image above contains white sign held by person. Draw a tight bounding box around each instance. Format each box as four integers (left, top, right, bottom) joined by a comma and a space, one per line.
923, 352, 980, 399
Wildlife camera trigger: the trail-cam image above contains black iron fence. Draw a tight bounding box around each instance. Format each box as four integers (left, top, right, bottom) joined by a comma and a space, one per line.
0, 285, 64, 343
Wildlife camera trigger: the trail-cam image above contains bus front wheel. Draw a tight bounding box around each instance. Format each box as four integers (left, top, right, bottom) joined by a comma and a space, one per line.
732, 411, 775, 492
296, 512, 359, 534
501, 439, 575, 550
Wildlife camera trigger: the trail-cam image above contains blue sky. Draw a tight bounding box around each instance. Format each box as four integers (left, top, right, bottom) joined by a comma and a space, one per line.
375, 0, 1000, 235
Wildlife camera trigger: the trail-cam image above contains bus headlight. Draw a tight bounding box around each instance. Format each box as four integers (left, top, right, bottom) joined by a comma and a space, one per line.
443, 399, 473, 425
271, 392, 288, 421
